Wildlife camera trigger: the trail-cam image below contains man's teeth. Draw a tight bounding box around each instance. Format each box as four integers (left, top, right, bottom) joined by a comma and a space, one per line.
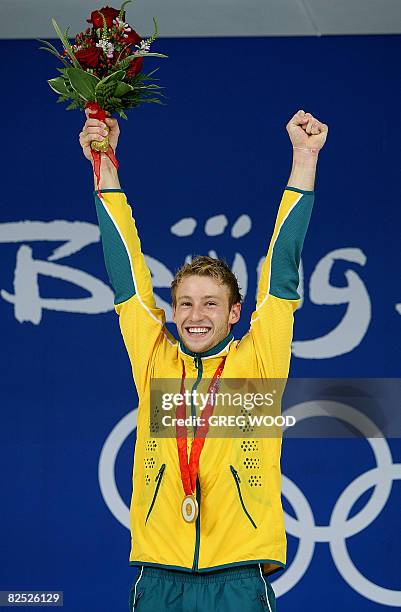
188, 327, 210, 334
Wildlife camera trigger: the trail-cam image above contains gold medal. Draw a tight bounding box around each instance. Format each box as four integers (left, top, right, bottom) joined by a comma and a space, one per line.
91, 129, 110, 153
181, 494, 198, 523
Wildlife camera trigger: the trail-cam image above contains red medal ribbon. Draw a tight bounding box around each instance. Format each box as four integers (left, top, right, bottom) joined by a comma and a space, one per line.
176, 358, 226, 496
85, 102, 119, 199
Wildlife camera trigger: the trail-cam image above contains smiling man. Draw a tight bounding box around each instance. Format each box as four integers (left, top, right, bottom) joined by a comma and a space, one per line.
171, 259, 242, 352
79, 108, 328, 612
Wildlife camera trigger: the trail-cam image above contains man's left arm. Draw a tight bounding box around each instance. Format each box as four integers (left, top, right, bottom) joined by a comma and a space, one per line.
248, 110, 328, 378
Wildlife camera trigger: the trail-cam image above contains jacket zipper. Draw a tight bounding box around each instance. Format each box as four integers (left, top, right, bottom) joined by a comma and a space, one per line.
230, 465, 257, 529
145, 463, 166, 525
191, 354, 203, 570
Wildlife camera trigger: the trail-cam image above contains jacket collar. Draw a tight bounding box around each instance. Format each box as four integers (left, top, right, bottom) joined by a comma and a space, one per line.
179, 331, 234, 362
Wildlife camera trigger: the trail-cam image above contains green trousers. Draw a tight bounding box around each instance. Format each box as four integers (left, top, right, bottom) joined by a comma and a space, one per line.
128, 564, 276, 612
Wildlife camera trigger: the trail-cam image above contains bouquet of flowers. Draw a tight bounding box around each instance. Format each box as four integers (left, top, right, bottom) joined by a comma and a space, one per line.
41, 1, 167, 187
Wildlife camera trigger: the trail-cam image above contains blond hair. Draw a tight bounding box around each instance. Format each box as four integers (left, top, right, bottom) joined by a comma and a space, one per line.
171, 256, 242, 308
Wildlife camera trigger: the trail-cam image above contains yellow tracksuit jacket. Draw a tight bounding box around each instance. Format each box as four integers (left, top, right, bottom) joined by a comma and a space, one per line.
94, 186, 314, 576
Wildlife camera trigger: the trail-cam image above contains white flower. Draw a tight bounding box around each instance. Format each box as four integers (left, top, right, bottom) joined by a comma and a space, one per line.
96, 39, 114, 58
114, 17, 131, 32
135, 39, 151, 52
106, 43, 114, 58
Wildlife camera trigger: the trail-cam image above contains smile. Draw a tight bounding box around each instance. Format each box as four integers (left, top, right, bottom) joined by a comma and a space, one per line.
185, 327, 211, 336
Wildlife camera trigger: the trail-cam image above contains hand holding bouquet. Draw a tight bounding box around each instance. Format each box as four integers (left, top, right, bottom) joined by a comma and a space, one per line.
41, 1, 167, 187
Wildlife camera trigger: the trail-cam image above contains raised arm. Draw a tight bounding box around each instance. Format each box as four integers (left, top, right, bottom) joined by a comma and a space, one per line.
79, 112, 176, 396
248, 110, 328, 378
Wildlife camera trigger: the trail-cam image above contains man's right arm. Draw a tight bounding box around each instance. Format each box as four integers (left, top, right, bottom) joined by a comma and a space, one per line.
80, 113, 176, 396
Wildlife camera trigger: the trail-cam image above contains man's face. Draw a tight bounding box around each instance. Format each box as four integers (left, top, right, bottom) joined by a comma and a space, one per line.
172, 275, 241, 353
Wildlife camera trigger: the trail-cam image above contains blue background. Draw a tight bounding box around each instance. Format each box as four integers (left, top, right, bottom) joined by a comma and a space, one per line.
0, 34, 400, 610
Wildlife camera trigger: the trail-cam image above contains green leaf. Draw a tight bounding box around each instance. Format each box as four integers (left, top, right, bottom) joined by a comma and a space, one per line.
66, 68, 100, 101
48, 77, 70, 95
51, 18, 80, 67
114, 82, 134, 96
138, 84, 162, 90
147, 17, 159, 45
96, 70, 126, 89
96, 81, 118, 107
38, 38, 61, 54
141, 97, 165, 105
118, 52, 167, 65
108, 96, 123, 105
39, 46, 71, 68
118, 110, 128, 120
129, 51, 168, 59
66, 99, 81, 110
119, 0, 132, 20
114, 44, 132, 65
144, 67, 160, 78
38, 38, 70, 66
129, 72, 160, 85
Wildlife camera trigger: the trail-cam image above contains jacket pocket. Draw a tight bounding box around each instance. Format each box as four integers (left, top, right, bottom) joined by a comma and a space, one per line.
145, 463, 166, 525
229, 465, 257, 529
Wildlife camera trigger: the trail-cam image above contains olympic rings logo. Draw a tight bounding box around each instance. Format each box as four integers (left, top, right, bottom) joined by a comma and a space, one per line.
98, 402, 401, 607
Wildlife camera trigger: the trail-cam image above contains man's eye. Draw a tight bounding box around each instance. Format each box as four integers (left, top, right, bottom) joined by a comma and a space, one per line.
181, 302, 191, 307
206, 301, 217, 306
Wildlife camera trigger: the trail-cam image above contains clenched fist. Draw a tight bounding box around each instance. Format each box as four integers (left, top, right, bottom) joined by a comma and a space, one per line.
79, 108, 120, 162
287, 110, 328, 151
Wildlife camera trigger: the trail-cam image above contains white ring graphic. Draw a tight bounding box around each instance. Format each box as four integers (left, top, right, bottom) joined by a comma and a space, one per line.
330, 464, 401, 606
282, 402, 393, 541
272, 475, 315, 597
98, 408, 137, 528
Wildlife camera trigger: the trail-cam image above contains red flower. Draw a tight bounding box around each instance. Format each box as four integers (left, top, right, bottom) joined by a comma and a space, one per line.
75, 46, 101, 68
124, 28, 141, 45
87, 6, 121, 29
126, 56, 144, 78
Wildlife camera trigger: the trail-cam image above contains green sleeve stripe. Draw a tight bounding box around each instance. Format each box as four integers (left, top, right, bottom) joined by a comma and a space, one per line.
269, 192, 314, 300
94, 193, 136, 305
94, 189, 124, 194
286, 186, 314, 195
